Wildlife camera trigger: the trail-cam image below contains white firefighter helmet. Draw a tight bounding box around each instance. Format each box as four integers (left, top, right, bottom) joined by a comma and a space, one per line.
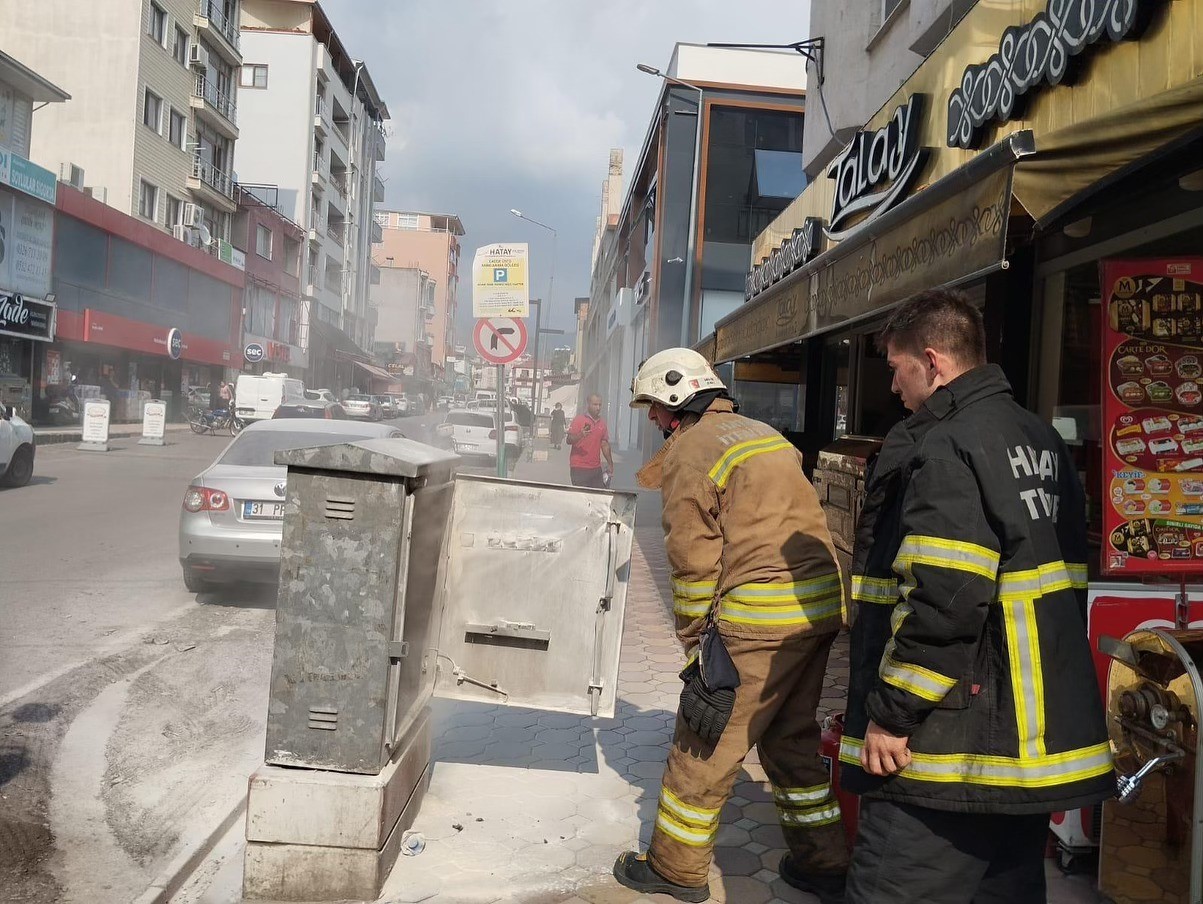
630, 347, 725, 409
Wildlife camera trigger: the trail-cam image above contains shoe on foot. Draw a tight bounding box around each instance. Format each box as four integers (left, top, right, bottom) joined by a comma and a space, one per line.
612, 851, 709, 903
779, 854, 846, 904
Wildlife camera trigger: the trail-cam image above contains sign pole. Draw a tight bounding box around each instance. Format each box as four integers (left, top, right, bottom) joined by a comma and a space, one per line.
496, 365, 507, 477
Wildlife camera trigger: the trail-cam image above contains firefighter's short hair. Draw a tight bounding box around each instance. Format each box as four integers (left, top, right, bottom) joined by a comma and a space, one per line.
876, 289, 987, 367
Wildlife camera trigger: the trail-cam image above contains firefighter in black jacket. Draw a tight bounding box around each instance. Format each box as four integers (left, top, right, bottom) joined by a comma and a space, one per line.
842, 290, 1114, 903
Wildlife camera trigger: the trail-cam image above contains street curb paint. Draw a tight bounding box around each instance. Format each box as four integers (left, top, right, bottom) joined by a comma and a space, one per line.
131, 797, 247, 904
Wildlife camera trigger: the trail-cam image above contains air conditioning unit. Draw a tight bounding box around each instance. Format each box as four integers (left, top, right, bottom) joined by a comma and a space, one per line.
172, 224, 193, 243
82, 185, 107, 203
189, 44, 209, 69
59, 162, 85, 189
182, 202, 205, 228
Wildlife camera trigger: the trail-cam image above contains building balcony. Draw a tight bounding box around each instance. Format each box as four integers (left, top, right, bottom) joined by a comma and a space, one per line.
194, 0, 241, 66
327, 222, 345, 246
187, 157, 237, 212
329, 171, 348, 200
373, 122, 386, 161
369, 263, 381, 285
372, 172, 385, 203
314, 95, 329, 136
311, 158, 326, 193
370, 218, 383, 243
191, 75, 238, 139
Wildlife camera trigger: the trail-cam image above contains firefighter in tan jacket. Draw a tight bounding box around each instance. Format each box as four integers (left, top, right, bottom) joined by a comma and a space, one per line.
612, 348, 850, 904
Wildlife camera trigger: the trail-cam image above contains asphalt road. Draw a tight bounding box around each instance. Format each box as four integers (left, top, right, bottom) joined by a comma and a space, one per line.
0, 411, 445, 903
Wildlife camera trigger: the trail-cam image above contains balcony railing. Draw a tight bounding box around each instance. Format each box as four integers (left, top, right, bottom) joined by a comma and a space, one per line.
191, 156, 235, 199
193, 75, 237, 127
327, 223, 345, 246
330, 172, 348, 197
197, 0, 240, 53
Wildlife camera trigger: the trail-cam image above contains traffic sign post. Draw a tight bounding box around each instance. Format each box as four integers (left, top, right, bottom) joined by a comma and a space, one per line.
496, 365, 506, 477
473, 317, 527, 477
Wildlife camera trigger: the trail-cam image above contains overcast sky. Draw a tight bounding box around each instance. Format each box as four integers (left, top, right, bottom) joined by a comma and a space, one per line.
318, 0, 811, 346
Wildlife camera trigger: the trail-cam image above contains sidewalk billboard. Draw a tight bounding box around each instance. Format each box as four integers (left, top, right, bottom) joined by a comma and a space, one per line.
472, 242, 529, 318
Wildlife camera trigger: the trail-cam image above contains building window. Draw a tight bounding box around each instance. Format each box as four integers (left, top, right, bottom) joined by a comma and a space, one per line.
173, 25, 189, 65
397, 213, 419, 230
169, 109, 186, 148
143, 89, 162, 131
240, 64, 268, 89
139, 180, 159, 220
165, 194, 182, 227
882, 0, 904, 19
256, 224, 273, 260
147, 1, 167, 44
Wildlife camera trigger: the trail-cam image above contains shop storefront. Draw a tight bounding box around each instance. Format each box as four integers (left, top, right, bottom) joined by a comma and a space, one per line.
718, 0, 1203, 895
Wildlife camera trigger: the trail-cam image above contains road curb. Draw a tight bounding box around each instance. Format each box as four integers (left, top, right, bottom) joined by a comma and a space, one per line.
133, 797, 247, 904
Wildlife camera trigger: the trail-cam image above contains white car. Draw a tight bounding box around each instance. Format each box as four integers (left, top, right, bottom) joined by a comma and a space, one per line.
437, 409, 521, 460
0, 405, 34, 488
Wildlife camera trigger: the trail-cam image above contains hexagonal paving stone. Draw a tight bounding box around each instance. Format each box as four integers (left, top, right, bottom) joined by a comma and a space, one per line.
434, 741, 488, 761
622, 730, 670, 746
715, 823, 752, 848
539, 712, 586, 729
532, 742, 585, 761
626, 745, 669, 762
751, 824, 787, 849
536, 728, 589, 745
741, 801, 780, 825
770, 875, 825, 902
758, 847, 788, 870
626, 760, 666, 780
713, 844, 763, 877
712, 875, 774, 904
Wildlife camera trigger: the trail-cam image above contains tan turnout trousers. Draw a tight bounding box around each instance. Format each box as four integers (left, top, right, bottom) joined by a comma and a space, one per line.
647, 631, 851, 887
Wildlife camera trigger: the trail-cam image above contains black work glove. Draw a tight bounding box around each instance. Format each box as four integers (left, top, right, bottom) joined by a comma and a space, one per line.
679, 671, 736, 744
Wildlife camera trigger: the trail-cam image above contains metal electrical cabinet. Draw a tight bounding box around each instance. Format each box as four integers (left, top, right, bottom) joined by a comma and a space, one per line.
263, 438, 637, 776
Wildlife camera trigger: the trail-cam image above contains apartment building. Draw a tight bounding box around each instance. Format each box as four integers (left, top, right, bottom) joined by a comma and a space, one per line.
2, 0, 244, 244
372, 210, 465, 377
235, 0, 388, 354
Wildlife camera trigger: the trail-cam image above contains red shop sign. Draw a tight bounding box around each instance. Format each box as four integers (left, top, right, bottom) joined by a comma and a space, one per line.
82, 309, 233, 366
1100, 258, 1203, 576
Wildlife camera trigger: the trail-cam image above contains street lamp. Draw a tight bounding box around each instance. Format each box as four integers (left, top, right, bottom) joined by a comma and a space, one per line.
636, 62, 704, 348
509, 208, 557, 420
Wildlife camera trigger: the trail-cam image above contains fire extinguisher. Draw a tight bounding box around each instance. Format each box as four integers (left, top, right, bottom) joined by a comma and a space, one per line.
820, 713, 860, 850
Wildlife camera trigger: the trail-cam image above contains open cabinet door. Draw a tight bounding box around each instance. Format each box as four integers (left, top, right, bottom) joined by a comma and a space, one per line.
433, 475, 637, 718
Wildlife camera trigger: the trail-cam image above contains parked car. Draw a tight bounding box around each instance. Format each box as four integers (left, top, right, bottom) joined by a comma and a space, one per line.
178, 419, 403, 591
342, 394, 381, 421
0, 405, 35, 488
390, 394, 411, 416
373, 395, 398, 418
235, 373, 306, 423
273, 400, 347, 420
303, 388, 336, 404
437, 409, 521, 460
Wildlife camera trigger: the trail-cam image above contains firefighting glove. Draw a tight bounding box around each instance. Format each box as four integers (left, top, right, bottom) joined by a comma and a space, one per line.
679, 670, 736, 744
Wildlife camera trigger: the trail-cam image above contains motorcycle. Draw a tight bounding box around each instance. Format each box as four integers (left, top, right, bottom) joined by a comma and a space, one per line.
48, 383, 81, 425
188, 406, 244, 436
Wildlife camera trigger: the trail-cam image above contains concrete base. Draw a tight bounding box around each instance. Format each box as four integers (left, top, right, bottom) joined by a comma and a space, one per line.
77, 441, 110, 452
242, 708, 432, 901
137, 437, 165, 446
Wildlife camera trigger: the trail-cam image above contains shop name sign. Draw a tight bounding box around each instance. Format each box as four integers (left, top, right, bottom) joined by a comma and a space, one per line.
745, 217, 823, 300
0, 149, 57, 205
826, 95, 928, 240
0, 291, 54, 342
947, 0, 1164, 149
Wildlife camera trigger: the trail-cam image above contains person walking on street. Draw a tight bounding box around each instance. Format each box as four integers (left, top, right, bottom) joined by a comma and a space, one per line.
549, 402, 566, 449
613, 348, 850, 904
219, 379, 234, 411
566, 394, 613, 488
842, 290, 1113, 904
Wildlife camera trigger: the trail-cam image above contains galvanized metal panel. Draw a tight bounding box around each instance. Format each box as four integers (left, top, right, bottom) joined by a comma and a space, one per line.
433, 476, 637, 718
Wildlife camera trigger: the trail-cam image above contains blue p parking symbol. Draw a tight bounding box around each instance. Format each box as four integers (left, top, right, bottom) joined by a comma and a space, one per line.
493, 267, 508, 283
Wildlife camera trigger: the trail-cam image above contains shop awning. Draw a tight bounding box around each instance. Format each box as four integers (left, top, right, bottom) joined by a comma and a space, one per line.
354, 360, 396, 383
714, 130, 1035, 364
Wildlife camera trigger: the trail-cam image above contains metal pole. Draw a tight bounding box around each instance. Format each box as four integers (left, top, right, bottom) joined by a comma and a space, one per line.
536, 231, 556, 420
679, 86, 704, 348
496, 364, 507, 477
532, 297, 542, 417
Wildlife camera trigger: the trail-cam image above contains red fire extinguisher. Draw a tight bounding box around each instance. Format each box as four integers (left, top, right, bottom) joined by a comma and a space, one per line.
820, 713, 860, 850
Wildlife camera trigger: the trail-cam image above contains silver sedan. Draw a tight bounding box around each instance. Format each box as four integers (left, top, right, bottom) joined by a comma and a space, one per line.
178, 419, 403, 592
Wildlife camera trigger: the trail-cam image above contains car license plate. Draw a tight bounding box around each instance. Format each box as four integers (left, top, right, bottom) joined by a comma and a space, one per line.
243, 501, 285, 520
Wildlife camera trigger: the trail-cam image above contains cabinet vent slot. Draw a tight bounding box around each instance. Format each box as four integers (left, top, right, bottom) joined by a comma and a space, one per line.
308, 706, 338, 731
324, 497, 355, 520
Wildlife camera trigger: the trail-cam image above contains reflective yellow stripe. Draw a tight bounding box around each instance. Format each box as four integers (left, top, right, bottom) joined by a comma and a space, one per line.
1002, 597, 1046, 758
671, 577, 716, 598
725, 573, 842, 603
777, 802, 842, 827
772, 783, 832, 804
879, 654, 957, 703
998, 562, 1088, 602
719, 595, 842, 627
851, 574, 898, 605
655, 810, 717, 846
659, 788, 720, 828
708, 435, 794, 488
838, 736, 1113, 788
894, 535, 1000, 581
672, 596, 712, 618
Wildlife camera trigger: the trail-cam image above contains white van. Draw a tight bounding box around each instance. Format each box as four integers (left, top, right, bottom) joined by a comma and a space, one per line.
235, 372, 305, 422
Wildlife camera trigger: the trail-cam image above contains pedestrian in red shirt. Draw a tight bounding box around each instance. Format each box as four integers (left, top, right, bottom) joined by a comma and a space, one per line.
566, 394, 613, 488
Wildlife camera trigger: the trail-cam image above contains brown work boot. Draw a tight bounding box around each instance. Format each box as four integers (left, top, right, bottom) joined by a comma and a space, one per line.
779, 854, 847, 904
612, 851, 709, 902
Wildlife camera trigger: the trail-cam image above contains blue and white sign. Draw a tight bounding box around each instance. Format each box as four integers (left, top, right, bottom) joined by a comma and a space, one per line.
0, 149, 57, 205
244, 342, 265, 363
167, 327, 183, 360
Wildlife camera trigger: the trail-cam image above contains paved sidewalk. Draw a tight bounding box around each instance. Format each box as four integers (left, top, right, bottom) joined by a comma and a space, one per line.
34, 421, 195, 445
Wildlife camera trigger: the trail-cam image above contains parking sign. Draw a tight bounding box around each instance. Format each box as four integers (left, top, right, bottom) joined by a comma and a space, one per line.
473, 243, 529, 318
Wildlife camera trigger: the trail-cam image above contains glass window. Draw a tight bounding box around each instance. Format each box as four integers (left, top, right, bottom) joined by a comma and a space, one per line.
733, 381, 803, 435
256, 224, 273, 259
240, 64, 268, 88
220, 429, 384, 467
147, 2, 166, 43
138, 180, 158, 220
169, 109, 186, 148
143, 89, 162, 131
172, 25, 188, 65
108, 236, 153, 300
153, 255, 190, 311
164, 194, 182, 227
397, 213, 419, 230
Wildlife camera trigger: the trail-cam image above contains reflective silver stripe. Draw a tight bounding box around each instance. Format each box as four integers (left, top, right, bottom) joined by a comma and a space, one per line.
655, 810, 716, 846
894, 535, 1000, 581
719, 595, 842, 627
659, 788, 720, 827
998, 562, 1087, 601
838, 736, 1114, 788
879, 655, 956, 703
778, 802, 842, 826
709, 436, 794, 488
726, 573, 842, 602
671, 577, 716, 599
772, 784, 831, 804
851, 574, 898, 604
673, 597, 711, 618
1066, 562, 1087, 586
1001, 597, 1045, 758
